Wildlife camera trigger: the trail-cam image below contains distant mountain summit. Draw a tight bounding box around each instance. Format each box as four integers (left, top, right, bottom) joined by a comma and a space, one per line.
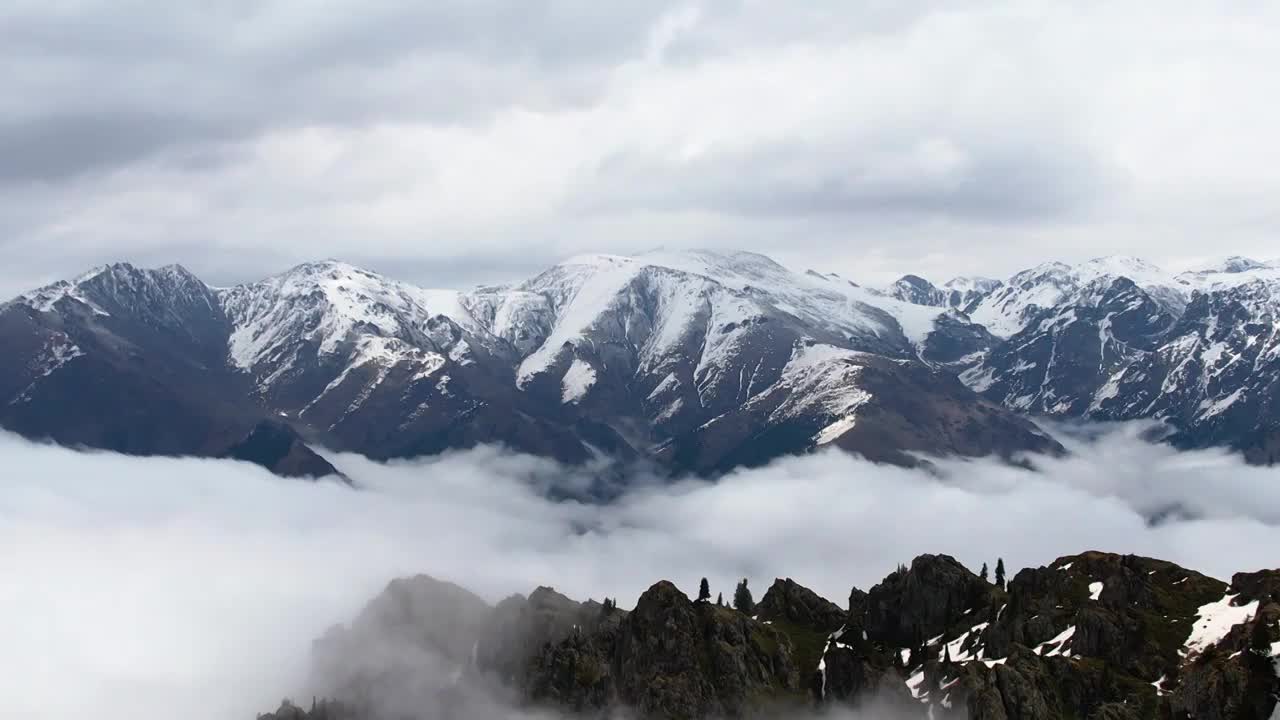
948, 255, 1280, 463
4, 249, 1279, 477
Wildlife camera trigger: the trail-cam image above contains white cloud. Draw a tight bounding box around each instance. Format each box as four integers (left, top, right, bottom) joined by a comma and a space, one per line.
4, 2, 1280, 297
1, 425, 1279, 718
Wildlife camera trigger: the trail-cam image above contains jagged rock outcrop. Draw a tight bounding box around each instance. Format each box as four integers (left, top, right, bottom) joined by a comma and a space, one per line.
865, 554, 994, 649
475, 586, 612, 685
307, 575, 492, 717
258, 554, 1280, 720
222, 419, 343, 479
257, 699, 355, 720
527, 581, 801, 718
756, 578, 847, 632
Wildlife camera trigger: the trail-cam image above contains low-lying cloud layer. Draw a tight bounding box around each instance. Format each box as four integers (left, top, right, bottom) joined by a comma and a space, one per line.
2, 423, 1278, 719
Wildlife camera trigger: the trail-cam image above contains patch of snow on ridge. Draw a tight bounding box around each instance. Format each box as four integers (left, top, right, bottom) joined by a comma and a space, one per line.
814, 414, 860, 446
765, 343, 873, 436
1198, 388, 1245, 420
301, 336, 444, 415
1183, 593, 1259, 657
906, 670, 926, 699
1089, 582, 1104, 601
17, 266, 115, 316
561, 358, 597, 404
1035, 626, 1076, 657
639, 248, 944, 350
10, 336, 85, 405
1152, 675, 1167, 696
516, 256, 641, 385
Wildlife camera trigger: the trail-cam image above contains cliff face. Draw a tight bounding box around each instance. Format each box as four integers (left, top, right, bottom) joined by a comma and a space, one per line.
527, 581, 799, 718
258, 553, 1280, 720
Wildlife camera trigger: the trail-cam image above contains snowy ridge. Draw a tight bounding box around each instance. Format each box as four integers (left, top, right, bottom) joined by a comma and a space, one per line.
18, 272, 112, 316
632, 249, 949, 349
765, 342, 873, 445
9, 249, 1280, 469
943, 276, 1001, 294
943, 254, 1280, 341
221, 260, 481, 380
13, 262, 217, 321
510, 250, 953, 405
965, 256, 1187, 338
9, 334, 83, 405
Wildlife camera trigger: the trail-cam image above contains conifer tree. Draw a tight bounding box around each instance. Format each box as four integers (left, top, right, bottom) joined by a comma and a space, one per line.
995, 558, 1006, 589
980, 562, 989, 582
733, 578, 755, 614
716, 592, 724, 607
698, 577, 711, 602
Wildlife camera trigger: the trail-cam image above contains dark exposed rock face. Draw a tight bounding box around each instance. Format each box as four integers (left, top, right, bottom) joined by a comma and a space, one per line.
259, 555, 1280, 720
983, 551, 1228, 678
223, 420, 343, 479
888, 275, 950, 308
865, 554, 994, 649
820, 554, 1280, 720
756, 578, 847, 632
527, 581, 800, 718
475, 586, 611, 685
828, 357, 1064, 467
257, 699, 355, 720
976, 277, 1177, 418
658, 352, 1063, 473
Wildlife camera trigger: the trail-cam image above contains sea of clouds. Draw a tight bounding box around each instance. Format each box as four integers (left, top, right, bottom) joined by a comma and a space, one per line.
2, 422, 1278, 719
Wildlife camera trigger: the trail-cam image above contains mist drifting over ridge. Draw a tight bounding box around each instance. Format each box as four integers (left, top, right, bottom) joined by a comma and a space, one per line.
2, 423, 1280, 719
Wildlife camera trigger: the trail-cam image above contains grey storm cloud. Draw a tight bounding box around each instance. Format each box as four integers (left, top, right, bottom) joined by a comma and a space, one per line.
2, 1, 1280, 296
583, 134, 1115, 223
0, 0, 682, 183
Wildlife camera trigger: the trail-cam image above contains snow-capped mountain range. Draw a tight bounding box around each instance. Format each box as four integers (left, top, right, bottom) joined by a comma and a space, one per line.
897, 255, 1280, 463
3, 250, 1277, 477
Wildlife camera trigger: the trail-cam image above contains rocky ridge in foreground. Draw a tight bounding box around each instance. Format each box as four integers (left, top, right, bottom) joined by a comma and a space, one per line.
258, 552, 1280, 720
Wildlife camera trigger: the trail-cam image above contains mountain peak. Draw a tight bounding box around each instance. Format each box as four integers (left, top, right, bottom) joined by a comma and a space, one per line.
896, 274, 935, 288
1187, 256, 1268, 275
221, 257, 479, 374
1076, 255, 1169, 286
943, 275, 998, 288
14, 260, 214, 316
274, 258, 379, 280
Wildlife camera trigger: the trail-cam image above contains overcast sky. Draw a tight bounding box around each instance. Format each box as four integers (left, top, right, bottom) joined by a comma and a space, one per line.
3, 1, 1279, 298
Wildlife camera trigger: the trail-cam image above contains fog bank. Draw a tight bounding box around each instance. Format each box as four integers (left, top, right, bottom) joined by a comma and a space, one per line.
1, 424, 1278, 719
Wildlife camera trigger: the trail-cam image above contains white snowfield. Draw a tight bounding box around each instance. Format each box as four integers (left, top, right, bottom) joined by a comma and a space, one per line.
512, 250, 950, 386
1182, 593, 1260, 658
